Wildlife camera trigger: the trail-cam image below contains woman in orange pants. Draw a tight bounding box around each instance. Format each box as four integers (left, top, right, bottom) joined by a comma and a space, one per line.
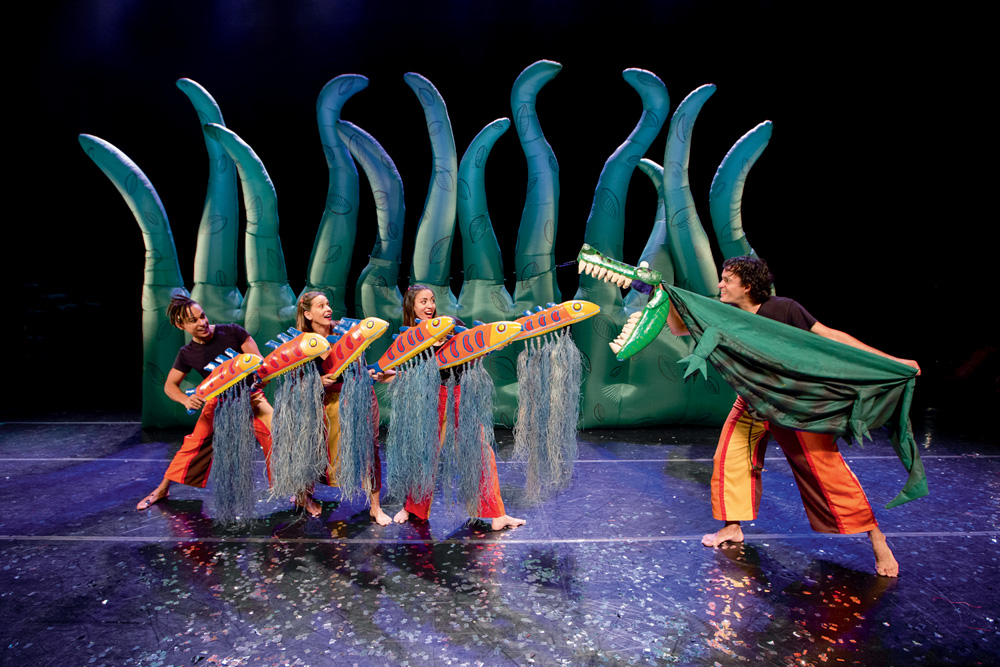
294, 291, 391, 524
388, 285, 525, 531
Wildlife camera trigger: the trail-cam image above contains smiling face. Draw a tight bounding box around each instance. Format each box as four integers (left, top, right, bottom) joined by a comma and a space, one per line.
413, 290, 436, 320
718, 269, 754, 310
177, 304, 213, 343
303, 294, 333, 333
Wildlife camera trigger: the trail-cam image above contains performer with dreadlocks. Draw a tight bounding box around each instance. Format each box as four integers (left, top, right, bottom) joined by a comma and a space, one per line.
135, 295, 273, 511
388, 285, 525, 531
293, 292, 391, 524
667, 257, 920, 577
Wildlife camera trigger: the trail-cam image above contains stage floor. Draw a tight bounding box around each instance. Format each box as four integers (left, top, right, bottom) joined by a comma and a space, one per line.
1, 413, 996, 666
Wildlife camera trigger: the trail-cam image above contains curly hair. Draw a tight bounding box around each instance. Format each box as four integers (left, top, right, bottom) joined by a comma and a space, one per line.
721, 256, 773, 305
167, 295, 201, 327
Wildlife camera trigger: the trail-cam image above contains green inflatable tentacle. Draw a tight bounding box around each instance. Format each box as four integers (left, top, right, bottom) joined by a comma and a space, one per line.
202, 123, 297, 343
631, 159, 677, 293
456, 117, 520, 426
708, 120, 772, 260
306, 74, 368, 318
662, 84, 720, 296
456, 118, 515, 322
78, 134, 192, 428
573, 68, 671, 427
405, 73, 460, 316
336, 120, 406, 358
510, 60, 562, 310
176, 78, 243, 325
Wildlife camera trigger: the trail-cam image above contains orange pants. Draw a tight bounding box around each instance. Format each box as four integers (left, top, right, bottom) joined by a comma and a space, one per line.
711, 397, 877, 534
404, 385, 506, 520
320, 388, 382, 492
165, 391, 273, 488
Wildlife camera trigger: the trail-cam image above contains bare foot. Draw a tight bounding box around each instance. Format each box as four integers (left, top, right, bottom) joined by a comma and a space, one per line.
292, 494, 322, 517
491, 515, 526, 531
702, 522, 744, 548
870, 528, 899, 577
369, 496, 392, 526
136, 480, 170, 510
136, 489, 168, 510
393, 508, 411, 524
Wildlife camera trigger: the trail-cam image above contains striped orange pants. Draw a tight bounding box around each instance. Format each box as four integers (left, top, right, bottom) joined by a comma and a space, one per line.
164, 391, 273, 488
711, 397, 877, 534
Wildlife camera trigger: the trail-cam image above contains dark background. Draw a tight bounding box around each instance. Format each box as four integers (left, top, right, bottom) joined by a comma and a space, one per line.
6, 1, 992, 422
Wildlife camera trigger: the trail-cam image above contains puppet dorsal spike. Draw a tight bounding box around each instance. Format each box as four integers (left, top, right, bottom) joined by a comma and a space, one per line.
453, 325, 468, 334
204, 362, 219, 372
326, 334, 342, 345
391, 333, 399, 341
286, 327, 302, 337
546, 302, 556, 308
265, 339, 280, 350
339, 317, 361, 327
224, 348, 239, 358
473, 320, 485, 327
276, 332, 293, 343
522, 310, 533, 317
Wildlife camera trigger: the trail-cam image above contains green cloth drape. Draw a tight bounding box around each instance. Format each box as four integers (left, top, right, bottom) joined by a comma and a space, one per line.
666, 285, 926, 509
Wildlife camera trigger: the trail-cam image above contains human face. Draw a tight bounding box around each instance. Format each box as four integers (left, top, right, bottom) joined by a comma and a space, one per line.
412, 289, 436, 322
304, 295, 333, 331
177, 304, 212, 342
718, 269, 752, 308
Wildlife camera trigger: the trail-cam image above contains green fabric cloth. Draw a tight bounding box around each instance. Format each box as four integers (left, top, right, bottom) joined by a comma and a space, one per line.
666, 285, 925, 509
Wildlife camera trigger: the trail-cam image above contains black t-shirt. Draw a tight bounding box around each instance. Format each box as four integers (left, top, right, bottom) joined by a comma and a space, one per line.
756, 296, 817, 332
172, 323, 251, 379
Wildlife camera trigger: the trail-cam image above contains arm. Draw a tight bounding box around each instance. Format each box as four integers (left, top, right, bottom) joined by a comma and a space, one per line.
164, 367, 205, 411
666, 295, 690, 336
810, 322, 921, 375
240, 335, 263, 357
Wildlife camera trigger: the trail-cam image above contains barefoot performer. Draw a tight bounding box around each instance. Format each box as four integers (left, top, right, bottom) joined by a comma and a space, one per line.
136, 295, 274, 511
294, 291, 392, 525
667, 257, 920, 577
581, 245, 924, 578
389, 286, 525, 531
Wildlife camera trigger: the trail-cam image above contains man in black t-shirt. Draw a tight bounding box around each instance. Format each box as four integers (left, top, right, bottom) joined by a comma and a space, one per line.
136, 296, 273, 510
667, 256, 920, 577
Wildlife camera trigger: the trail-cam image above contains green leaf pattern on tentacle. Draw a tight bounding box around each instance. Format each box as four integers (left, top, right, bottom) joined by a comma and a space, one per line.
456, 118, 515, 322
709, 120, 771, 260
336, 120, 406, 362
510, 60, 562, 310
203, 123, 297, 342
456, 117, 521, 424
572, 68, 672, 427
663, 84, 720, 296
306, 74, 368, 317
629, 159, 677, 300
405, 73, 460, 316
78, 134, 192, 427
176, 78, 243, 324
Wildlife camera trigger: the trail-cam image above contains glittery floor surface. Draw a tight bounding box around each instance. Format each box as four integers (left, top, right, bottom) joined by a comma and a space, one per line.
1, 413, 996, 666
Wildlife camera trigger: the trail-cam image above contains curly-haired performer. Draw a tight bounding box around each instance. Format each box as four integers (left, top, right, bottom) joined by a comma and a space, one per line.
136, 295, 273, 510
668, 257, 921, 577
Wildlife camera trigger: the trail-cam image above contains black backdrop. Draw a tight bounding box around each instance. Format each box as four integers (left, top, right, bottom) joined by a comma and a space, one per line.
6, 1, 991, 420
